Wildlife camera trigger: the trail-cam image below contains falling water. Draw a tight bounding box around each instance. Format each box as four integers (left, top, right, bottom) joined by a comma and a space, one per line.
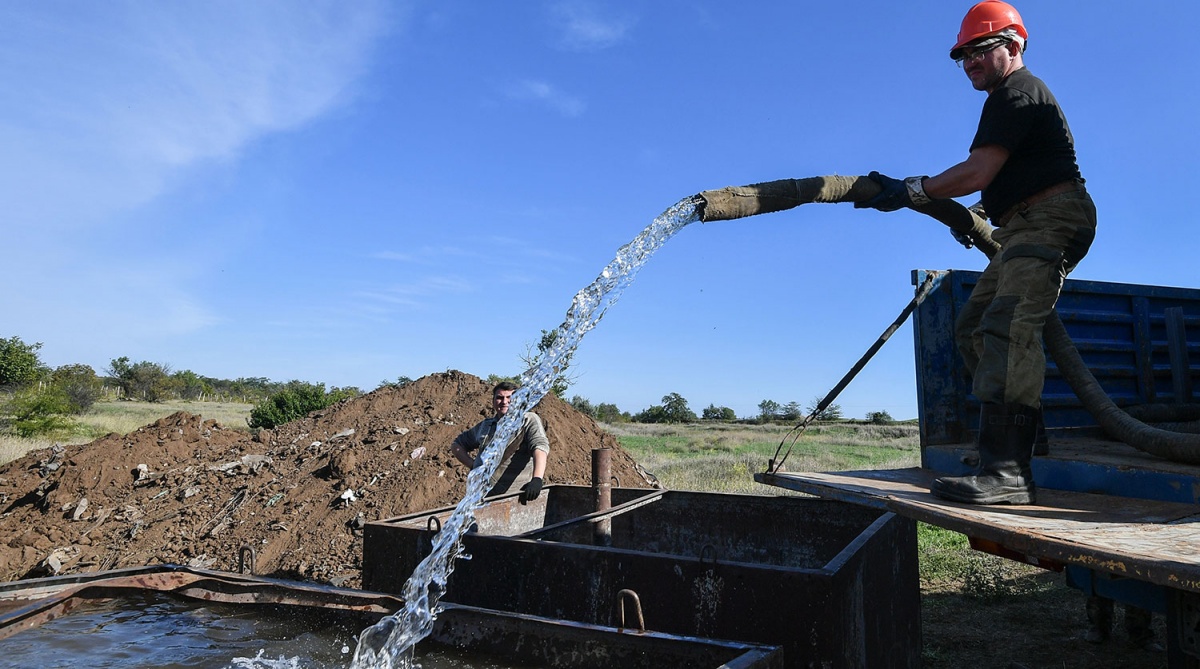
347, 196, 701, 669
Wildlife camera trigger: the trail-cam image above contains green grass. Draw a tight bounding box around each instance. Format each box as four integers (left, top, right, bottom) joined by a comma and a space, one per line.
608, 420, 920, 480
606, 421, 1026, 600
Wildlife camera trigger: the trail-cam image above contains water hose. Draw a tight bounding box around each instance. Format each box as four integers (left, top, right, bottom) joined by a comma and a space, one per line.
698, 176, 1200, 464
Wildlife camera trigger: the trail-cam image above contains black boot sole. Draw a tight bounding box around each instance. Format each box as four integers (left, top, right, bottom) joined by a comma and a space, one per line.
930, 477, 1037, 505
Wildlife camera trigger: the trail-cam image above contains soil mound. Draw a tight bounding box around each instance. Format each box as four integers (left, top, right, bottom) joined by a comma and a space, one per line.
0, 371, 657, 587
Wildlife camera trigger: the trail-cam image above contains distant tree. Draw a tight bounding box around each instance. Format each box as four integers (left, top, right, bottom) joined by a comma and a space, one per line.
378, 376, 413, 389
569, 395, 597, 418
632, 404, 668, 424
595, 403, 626, 423
781, 401, 804, 421
107, 357, 173, 402
865, 410, 894, 424
172, 369, 211, 401
0, 336, 48, 389
758, 399, 781, 423
210, 377, 277, 403
702, 404, 736, 421
660, 393, 697, 423
806, 396, 844, 421
50, 364, 102, 413
519, 329, 576, 397
485, 374, 520, 388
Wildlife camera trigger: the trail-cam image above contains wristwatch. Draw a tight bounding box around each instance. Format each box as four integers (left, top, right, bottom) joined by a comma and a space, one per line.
905, 176, 931, 206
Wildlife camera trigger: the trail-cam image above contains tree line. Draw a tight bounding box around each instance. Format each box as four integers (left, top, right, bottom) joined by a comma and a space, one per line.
2, 334, 896, 439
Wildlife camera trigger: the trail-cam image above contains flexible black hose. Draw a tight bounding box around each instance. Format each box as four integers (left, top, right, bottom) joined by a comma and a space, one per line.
698, 176, 1200, 464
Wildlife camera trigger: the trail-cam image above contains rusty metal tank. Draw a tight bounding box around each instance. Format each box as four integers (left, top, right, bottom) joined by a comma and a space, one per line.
364, 484, 921, 668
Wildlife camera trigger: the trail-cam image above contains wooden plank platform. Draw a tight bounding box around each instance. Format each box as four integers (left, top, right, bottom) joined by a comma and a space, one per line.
756, 467, 1200, 593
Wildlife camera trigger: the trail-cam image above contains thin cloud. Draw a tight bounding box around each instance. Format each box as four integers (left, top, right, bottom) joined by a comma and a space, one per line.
0, 1, 394, 232
0, 1, 396, 354
354, 275, 476, 310
547, 0, 634, 51
371, 246, 484, 264
505, 79, 586, 117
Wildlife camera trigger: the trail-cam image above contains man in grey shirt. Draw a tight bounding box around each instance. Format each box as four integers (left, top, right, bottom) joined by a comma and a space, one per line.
451, 381, 549, 502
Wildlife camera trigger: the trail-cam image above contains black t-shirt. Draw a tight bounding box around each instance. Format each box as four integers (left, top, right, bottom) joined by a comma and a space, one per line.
970, 67, 1081, 218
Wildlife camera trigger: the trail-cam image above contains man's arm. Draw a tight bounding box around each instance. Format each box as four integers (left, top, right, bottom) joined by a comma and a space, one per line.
923, 144, 1010, 200
531, 448, 547, 479
451, 440, 475, 468
855, 144, 1010, 213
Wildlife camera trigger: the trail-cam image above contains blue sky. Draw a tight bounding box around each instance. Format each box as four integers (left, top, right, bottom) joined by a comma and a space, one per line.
3, 1, 1197, 421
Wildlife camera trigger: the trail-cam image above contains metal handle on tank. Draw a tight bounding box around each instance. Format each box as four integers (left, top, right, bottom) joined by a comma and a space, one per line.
616, 589, 646, 633
238, 545, 256, 575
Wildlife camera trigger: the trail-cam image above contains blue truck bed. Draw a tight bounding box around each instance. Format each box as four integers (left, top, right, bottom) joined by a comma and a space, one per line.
757, 268, 1200, 667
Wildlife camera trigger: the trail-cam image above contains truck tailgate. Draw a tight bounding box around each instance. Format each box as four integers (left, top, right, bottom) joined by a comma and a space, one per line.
756, 467, 1200, 594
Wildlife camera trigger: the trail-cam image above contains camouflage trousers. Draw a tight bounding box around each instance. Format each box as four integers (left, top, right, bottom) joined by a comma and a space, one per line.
955, 187, 1097, 407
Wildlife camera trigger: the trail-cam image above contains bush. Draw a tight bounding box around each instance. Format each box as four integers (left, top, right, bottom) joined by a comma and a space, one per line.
702, 404, 737, 421
0, 336, 48, 390
247, 382, 359, 430
866, 410, 894, 424
51, 364, 102, 413
4, 387, 75, 437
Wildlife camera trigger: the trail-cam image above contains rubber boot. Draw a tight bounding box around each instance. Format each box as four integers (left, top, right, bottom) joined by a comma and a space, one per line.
1084, 596, 1113, 644
963, 404, 1048, 465
931, 402, 1038, 505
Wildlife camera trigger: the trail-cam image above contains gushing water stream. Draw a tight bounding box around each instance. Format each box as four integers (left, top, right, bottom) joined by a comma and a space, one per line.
347, 196, 700, 669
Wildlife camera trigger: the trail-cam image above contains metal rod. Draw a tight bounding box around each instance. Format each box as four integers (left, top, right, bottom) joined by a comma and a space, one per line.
770, 271, 941, 473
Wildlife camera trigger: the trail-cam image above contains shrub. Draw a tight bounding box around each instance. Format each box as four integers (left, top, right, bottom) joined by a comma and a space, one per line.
247, 382, 358, 430
866, 410, 895, 424
51, 364, 102, 414
0, 336, 48, 390
4, 387, 75, 437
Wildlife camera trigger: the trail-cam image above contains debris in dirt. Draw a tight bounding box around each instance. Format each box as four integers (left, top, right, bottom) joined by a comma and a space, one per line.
335, 489, 359, 507
70, 497, 88, 521
0, 370, 657, 588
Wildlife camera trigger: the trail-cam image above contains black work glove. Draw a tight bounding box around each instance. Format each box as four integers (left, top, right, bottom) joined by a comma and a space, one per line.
854, 171, 929, 212
520, 477, 543, 504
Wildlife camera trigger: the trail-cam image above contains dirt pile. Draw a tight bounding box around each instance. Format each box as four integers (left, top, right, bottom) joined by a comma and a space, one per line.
0, 371, 657, 588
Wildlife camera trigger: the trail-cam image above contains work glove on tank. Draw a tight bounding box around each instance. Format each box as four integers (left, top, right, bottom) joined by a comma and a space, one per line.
520, 476, 543, 504
853, 171, 931, 212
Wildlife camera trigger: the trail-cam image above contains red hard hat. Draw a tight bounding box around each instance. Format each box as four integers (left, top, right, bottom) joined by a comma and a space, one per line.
951, 1, 1028, 59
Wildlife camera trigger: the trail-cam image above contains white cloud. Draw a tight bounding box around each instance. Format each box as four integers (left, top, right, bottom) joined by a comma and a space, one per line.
0, 1, 395, 232
547, 0, 633, 51
0, 1, 397, 347
505, 79, 586, 117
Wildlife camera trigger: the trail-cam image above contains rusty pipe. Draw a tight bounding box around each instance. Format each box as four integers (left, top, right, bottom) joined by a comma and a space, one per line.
592, 448, 612, 547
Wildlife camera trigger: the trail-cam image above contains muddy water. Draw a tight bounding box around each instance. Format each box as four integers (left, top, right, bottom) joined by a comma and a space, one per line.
3, 592, 541, 669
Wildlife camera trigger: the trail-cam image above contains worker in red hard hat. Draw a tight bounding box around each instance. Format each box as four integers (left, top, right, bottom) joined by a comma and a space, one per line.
856, 1, 1097, 505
